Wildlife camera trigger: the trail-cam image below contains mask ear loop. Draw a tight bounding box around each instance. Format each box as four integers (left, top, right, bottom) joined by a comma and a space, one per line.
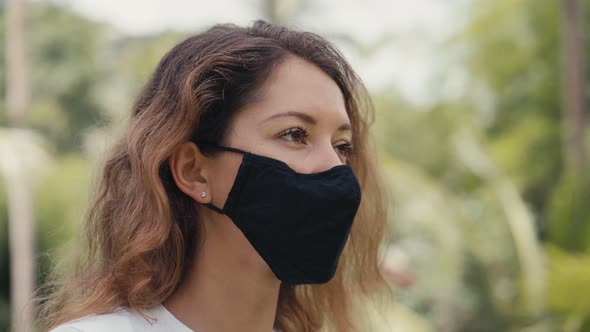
195, 142, 249, 214
212, 145, 249, 155
204, 202, 225, 214
196, 141, 249, 155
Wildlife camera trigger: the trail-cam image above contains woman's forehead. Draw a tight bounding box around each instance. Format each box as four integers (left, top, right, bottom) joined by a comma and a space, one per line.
242, 56, 350, 127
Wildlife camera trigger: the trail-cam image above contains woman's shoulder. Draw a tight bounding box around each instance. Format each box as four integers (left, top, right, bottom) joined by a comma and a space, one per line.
49, 309, 136, 332
49, 305, 190, 332
49, 307, 143, 332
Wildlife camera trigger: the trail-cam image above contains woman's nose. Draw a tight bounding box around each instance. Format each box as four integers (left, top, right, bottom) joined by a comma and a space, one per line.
300, 143, 343, 174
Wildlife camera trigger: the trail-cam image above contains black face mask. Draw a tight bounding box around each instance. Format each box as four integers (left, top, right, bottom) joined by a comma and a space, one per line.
201, 145, 362, 285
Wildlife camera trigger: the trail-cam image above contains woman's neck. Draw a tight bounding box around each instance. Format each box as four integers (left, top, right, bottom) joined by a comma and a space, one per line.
163, 212, 281, 332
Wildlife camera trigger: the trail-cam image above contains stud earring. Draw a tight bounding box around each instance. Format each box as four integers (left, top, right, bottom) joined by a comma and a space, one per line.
200, 192, 207, 198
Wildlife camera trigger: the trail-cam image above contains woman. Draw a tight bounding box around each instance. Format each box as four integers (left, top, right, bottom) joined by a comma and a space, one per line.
39, 20, 390, 332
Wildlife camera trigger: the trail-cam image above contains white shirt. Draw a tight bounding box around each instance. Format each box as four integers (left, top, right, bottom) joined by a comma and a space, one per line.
49, 305, 279, 332
49, 304, 193, 332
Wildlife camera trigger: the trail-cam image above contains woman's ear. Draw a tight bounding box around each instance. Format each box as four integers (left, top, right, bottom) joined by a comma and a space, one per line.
169, 142, 211, 204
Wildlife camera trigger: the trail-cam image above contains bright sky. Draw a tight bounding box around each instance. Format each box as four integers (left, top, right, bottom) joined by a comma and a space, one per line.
48, 0, 467, 105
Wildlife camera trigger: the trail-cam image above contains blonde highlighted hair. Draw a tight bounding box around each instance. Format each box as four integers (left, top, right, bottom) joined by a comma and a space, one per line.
37, 20, 391, 331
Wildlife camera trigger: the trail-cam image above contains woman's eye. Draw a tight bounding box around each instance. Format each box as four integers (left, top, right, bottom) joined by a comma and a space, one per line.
335, 142, 356, 157
279, 127, 309, 144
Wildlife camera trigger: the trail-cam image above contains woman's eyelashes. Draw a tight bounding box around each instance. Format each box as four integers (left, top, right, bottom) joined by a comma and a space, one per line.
335, 142, 356, 158
278, 127, 309, 144
277, 127, 356, 158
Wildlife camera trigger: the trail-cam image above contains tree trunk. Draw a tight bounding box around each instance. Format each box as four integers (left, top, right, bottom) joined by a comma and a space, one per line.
6, 0, 28, 127
5, 0, 35, 331
561, 0, 588, 249
562, 0, 586, 171
6, 174, 35, 332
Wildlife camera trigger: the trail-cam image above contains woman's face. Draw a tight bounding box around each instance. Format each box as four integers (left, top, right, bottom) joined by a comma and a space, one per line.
173, 55, 353, 280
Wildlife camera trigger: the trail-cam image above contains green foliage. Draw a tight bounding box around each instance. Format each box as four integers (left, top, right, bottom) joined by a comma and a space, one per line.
547, 173, 590, 251
0, 157, 91, 331
0, 296, 9, 332
374, 0, 590, 330
113, 32, 187, 92
546, 244, 590, 330
0, 4, 110, 152
0, 179, 9, 329
34, 155, 92, 284
28, 5, 111, 153
462, 0, 563, 218
457, 0, 590, 329
97, 31, 187, 124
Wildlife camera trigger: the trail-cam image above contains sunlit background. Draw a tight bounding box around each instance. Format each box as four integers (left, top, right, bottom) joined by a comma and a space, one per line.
1, 0, 590, 331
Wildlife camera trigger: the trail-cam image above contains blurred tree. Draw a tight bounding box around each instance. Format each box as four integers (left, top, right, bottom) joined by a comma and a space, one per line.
460, 0, 590, 253
374, 96, 550, 331
0, 4, 110, 153
546, 244, 590, 332
0, 130, 51, 332
562, 0, 587, 173
456, 0, 590, 329
555, 0, 590, 252
3, 0, 36, 330
0, 4, 108, 331
459, 0, 563, 240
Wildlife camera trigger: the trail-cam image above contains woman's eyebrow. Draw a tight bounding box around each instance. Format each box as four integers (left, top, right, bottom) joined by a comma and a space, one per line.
259, 111, 316, 125
338, 123, 351, 132
259, 110, 351, 131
